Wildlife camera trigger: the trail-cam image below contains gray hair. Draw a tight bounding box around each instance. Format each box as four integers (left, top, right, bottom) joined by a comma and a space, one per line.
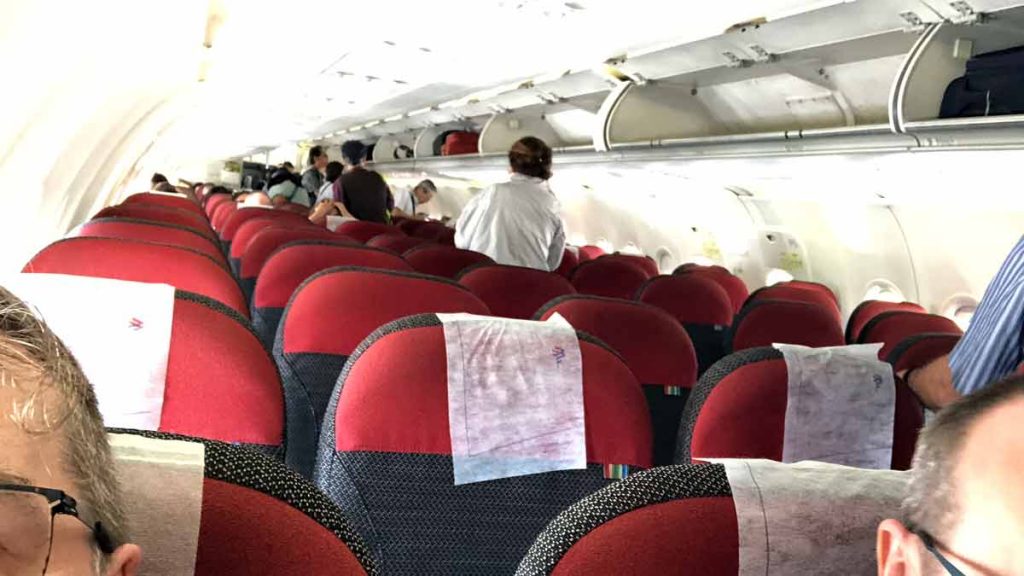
0, 287, 130, 552
902, 375, 1024, 539
415, 179, 437, 194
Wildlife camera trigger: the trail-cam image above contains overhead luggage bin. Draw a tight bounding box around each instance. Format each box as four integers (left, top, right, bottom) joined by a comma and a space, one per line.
892, 6, 1024, 144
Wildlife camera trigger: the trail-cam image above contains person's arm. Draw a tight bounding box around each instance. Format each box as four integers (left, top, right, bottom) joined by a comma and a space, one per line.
547, 218, 566, 272
453, 194, 481, 250
904, 355, 960, 410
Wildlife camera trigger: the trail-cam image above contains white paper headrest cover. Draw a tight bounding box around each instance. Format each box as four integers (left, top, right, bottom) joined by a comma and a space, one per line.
5, 274, 175, 430
775, 343, 896, 469
437, 313, 586, 485
718, 459, 907, 575
110, 433, 204, 576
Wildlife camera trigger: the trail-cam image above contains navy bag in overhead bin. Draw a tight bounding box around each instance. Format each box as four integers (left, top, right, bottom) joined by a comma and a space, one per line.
940, 46, 1024, 119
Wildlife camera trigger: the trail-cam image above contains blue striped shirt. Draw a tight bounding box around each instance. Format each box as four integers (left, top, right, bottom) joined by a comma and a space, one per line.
950, 236, 1024, 395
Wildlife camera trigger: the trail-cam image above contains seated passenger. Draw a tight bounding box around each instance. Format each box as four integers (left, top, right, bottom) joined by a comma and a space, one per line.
0, 287, 141, 574
242, 191, 272, 207
150, 173, 168, 189
301, 146, 328, 200
334, 140, 393, 224
907, 237, 1024, 409
267, 166, 311, 209
316, 161, 344, 203
455, 137, 565, 271
392, 179, 437, 221
877, 374, 1024, 574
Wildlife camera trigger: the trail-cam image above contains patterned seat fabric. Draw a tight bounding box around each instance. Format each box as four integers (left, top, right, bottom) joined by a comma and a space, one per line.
275, 268, 489, 477
857, 311, 962, 359
675, 347, 923, 470
403, 245, 495, 279
459, 264, 576, 319
515, 464, 735, 576
535, 295, 697, 466
637, 274, 734, 374
251, 241, 412, 349
846, 300, 926, 343
726, 299, 844, 353
163, 291, 285, 457
674, 265, 748, 314
569, 259, 651, 300
75, 218, 225, 266
110, 429, 377, 575
314, 314, 652, 575
23, 237, 248, 318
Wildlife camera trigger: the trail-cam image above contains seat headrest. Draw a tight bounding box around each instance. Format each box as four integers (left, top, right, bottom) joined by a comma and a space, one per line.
674, 266, 748, 314
364, 234, 430, 254
458, 264, 576, 319
323, 314, 652, 469
403, 245, 495, 279
637, 274, 734, 326
335, 220, 404, 243
846, 301, 926, 343
239, 226, 348, 279
749, 284, 841, 323
569, 259, 650, 300
727, 299, 843, 352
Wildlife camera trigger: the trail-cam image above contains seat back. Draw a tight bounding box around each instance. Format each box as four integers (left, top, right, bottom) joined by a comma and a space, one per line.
748, 283, 842, 324
24, 238, 248, 318
204, 193, 232, 218
111, 430, 376, 576
727, 299, 843, 353
408, 220, 450, 241
335, 220, 404, 243
123, 192, 205, 216
163, 292, 284, 453
577, 245, 605, 262
536, 295, 697, 466
403, 245, 495, 279
517, 462, 902, 576
847, 300, 928, 343
96, 204, 214, 240
251, 241, 412, 348
599, 254, 660, 277
315, 314, 652, 575
857, 311, 963, 359
239, 226, 349, 300
675, 265, 748, 314
229, 216, 315, 276
364, 234, 430, 254
784, 280, 839, 303
569, 258, 651, 299
220, 208, 310, 249
397, 218, 428, 236
554, 248, 578, 278
75, 218, 225, 266
276, 268, 490, 476
677, 347, 922, 470
886, 333, 962, 373
211, 201, 238, 232
458, 264, 576, 319
637, 275, 734, 373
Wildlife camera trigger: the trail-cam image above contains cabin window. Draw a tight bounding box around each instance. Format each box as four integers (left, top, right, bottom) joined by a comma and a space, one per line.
620, 243, 644, 256
765, 268, 794, 286
655, 248, 674, 273
943, 295, 979, 331
863, 280, 904, 304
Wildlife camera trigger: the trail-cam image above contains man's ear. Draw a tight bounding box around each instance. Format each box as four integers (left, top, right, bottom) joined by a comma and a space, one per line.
877, 519, 921, 576
105, 544, 142, 576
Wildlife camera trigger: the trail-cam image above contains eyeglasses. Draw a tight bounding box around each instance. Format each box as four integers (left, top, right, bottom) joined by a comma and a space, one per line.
909, 525, 967, 576
0, 483, 114, 575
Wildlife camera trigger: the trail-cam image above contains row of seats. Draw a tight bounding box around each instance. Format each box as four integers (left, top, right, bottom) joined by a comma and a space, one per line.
20, 189, 952, 574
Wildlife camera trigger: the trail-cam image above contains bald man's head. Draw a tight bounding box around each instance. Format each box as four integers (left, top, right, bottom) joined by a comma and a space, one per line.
878, 376, 1024, 575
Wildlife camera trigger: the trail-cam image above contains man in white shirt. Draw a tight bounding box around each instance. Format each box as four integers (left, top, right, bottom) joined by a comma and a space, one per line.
455, 137, 565, 271
392, 179, 437, 220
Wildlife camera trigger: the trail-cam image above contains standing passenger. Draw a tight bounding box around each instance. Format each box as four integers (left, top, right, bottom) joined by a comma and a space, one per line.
336, 140, 393, 224
455, 137, 565, 271
301, 146, 328, 199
